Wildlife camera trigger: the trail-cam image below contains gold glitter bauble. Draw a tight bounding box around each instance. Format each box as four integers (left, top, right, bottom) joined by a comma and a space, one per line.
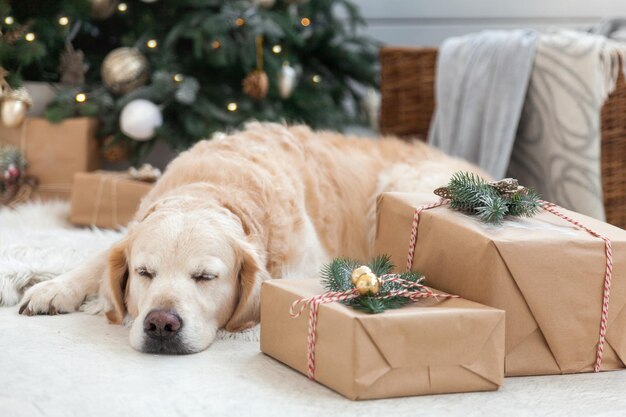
101, 47, 149, 94
89, 0, 119, 19
1, 88, 32, 128
355, 272, 380, 296
242, 70, 269, 100
351, 265, 372, 285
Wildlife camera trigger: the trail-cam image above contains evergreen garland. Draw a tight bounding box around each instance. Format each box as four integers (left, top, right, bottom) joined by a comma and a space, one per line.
320, 255, 425, 314
442, 172, 541, 225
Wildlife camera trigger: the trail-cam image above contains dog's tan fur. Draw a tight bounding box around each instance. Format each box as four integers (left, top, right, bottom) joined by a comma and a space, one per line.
20, 123, 481, 353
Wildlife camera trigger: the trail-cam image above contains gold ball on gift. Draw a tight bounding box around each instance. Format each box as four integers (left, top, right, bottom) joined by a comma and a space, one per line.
89, 0, 119, 19
1, 88, 32, 128
351, 265, 372, 285
355, 272, 381, 296
101, 47, 150, 94
242, 70, 269, 100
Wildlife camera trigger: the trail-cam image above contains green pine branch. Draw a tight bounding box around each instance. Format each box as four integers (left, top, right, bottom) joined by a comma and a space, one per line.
443, 171, 542, 224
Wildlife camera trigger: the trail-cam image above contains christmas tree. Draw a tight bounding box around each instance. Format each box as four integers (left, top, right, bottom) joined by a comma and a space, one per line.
0, 0, 379, 162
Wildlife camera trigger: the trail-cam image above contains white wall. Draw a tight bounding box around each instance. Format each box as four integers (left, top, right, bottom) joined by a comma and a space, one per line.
358, 0, 626, 46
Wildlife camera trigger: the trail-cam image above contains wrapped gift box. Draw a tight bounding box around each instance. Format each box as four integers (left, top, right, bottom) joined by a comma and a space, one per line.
70, 171, 153, 229
374, 192, 626, 376
261, 279, 505, 400
0, 117, 100, 200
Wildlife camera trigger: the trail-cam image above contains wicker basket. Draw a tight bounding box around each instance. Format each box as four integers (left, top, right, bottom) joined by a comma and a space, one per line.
380, 47, 626, 229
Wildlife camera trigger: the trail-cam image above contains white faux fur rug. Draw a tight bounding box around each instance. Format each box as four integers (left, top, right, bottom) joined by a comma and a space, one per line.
2, 202, 626, 417
0, 201, 123, 307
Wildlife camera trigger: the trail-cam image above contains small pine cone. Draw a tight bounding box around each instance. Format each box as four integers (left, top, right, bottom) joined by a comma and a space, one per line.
242, 70, 269, 100
434, 186, 452, 199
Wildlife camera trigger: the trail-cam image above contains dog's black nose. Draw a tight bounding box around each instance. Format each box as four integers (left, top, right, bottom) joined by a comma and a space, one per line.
143, 309, 182, 340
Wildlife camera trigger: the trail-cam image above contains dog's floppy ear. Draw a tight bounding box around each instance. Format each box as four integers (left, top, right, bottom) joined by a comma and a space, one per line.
103, 238, 130, 324
224, 238, 269, 332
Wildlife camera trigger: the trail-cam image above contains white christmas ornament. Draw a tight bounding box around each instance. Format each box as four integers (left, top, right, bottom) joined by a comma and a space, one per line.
363, 88, 381, 131
278, 62, 297, 99
119, 99, 162, 141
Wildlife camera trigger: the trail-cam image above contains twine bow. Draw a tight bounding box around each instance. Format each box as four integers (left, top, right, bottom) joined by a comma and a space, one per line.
406, 198, 613, 373
289, 275, 457, 380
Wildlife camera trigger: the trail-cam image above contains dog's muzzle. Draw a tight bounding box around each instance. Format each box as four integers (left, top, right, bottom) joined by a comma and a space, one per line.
141, 309, 190, 354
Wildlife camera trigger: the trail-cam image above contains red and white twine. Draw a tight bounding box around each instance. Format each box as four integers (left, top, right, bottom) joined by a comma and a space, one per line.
405, 199, 614, 373
406, 198, 450, 271
289, 277, 457, 380
540, 201, 613, 372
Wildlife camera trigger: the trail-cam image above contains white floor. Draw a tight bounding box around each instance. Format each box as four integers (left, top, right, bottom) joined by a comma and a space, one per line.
2, 305, 626, 417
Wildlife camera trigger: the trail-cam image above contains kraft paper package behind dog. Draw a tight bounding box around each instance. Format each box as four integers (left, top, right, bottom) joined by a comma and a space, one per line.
0, 117, 100, 200
70, 171, 154, 229
260, 279, 504, 400
374, 192, 626, 376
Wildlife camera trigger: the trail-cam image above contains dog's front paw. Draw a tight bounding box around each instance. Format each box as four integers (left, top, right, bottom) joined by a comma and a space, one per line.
19, 280, 83, 316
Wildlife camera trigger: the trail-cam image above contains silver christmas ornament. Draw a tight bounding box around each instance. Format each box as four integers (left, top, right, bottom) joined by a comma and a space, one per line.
278, 62, 297, 99
175, 77, 200, 105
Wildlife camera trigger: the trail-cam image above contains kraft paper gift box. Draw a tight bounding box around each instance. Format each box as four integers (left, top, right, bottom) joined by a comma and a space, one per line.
374, 192, 626, 376
70, 171, 153, 229
260, 279, 505, 400
0, 117, 100, 200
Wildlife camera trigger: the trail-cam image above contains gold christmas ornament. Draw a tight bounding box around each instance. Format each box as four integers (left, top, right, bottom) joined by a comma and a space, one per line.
101, 47, 150, 94
1, 88, 32, 128
243, 35, 269, 100
355, 272, 381, 296
89, 0, 119, 19
351, 265, 371, 285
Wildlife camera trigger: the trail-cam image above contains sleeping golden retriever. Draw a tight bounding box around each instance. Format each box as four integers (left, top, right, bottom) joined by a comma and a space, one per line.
19, 123, 480, 354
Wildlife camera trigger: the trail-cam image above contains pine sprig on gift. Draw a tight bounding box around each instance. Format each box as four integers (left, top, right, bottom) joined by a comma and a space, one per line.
320, 255, 425, 314
444, 171, 541, 224
507, 188, 542, 217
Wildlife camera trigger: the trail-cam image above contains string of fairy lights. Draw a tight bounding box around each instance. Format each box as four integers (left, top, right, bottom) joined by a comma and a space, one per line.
2, 1, 320, 113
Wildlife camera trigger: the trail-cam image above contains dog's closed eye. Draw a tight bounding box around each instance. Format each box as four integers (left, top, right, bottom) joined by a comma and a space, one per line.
192, 271, 218, 281
136, 267, 155, 279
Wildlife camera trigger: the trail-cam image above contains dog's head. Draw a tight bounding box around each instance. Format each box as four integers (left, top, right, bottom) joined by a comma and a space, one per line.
101, 191, 268, 354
